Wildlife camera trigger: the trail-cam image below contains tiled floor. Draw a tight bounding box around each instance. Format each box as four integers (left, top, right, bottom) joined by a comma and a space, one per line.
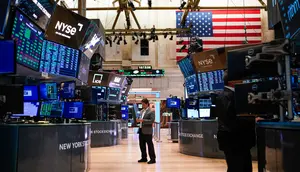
90, 128, 258, 172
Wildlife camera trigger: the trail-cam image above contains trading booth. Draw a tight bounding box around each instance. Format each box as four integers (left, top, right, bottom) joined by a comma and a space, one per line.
0, 1, 126, 172
176, 0, 300, 171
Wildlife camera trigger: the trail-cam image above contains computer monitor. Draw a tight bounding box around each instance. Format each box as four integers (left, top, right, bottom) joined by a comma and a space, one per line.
92, 86, 107, 103
39, 82, 58, 100
24, 85, 39, 101
199, 108, 210, 118
107, 87, 121, 101
11, 10, 44, 71
121, 105, 129, 120
185, 74, 199, 95
198, 70, 224, 92
291, 68, 300, 89
12, 102, 40, 117
227, 44, 278, 81
0, 85, 24, 114
63, 102, 83, 119
77, 54, 90, 84
59, 81, 76, 99
187, 109, 199, 119
235, 80, 280, 114
40, 40, 80, 78
15, 0, 56, 30
166, 98, 181, 109
39, 101, 64, 118
75, 86, 92, 102
178, 56, 195, 78
0, 40, 16, 75
186, 98, 198, 109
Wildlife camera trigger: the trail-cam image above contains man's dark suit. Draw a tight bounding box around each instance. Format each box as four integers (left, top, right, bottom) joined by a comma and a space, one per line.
138, 108, 156, 161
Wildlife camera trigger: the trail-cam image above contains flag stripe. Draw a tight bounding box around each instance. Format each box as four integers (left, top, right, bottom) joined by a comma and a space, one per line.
176, 9, 262, 61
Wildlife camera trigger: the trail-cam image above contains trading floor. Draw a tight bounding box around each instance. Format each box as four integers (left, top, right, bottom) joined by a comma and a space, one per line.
90, 129, 258, 172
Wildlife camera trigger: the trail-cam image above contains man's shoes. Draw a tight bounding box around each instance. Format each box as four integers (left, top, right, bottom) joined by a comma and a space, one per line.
138, 159, 147, 163
147, 160, 156, 164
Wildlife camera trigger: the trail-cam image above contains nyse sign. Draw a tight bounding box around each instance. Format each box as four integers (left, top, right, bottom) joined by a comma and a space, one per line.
197, 55, 216, 67
55, 21, 83, 39
193, 49, 225, 73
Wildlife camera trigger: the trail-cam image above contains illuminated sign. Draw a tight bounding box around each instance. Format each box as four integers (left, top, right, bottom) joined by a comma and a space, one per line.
92, 74, 103, 84
138, 65, 152, 70
104, 69, 165, 77
55, 21, 83, 39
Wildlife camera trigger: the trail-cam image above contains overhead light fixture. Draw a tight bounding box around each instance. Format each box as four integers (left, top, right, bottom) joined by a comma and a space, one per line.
179, 45, 187, 52
148, 0, 152, 8
179, 0, 187, 10
163, 32, 168, 39
124, 36, 127, 45
155, 35, 158, 40
134, 32, 138, 37
132, 35, 135, 40
143, 32, 146, 39
153, 37, 155, 42
113, 36, 118, 42
135, 39, 139, 44
179, 39, 184, 44
128, 0, 136, 11
105, 39, 108, 45
169, 33, 173, 40
117, 39, 120, 45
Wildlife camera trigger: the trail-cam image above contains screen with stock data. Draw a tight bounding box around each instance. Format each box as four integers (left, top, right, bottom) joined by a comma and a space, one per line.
185, 74, 199, 95
107, 87, 120, 101
198, 70, 224, 92
15, 0, 56, 30
178, 57, 195, 78
39, 82, 57, 100
12, 102, 40, 117
11, 10, 44, 71
40, 101, 64, 118
40, 40, 80, 77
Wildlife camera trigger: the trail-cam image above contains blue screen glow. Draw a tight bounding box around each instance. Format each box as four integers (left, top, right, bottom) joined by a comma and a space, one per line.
166, 98, 180, 108
40, 40, 80, 78
24, 85, 39, 101
40, 101, 64, 118
59, 81, 75, 99
198, 70, 224, 92
185, 74, 199, 95
12, 102, 40, 117
0, 40, 15, 74
63, 102, 83, 119
40, 82, 58, 100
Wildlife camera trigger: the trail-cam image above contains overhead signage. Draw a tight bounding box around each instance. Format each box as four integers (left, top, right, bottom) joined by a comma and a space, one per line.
278, 0, 300, 38
88, 71, 111, 86
138, 65, 152, 70
192, 49, 225, 73
45, 5, 90, 49
109, 75, 125, 88
104, 69, 165, 77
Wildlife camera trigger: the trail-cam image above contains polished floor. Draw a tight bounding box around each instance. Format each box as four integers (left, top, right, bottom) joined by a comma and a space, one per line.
90, 129, 258, 172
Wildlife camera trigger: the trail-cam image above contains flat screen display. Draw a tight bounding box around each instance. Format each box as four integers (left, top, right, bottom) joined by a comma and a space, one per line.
107, 87, 120, 101
198, 70, 224, 92
59, 81, 75, 99
166, 98, 180, 108
39, 82, 57, 100
24, 85, 39, 101
291, 68, 300, 89
12, 102, 39, 117
15, 0, 56, 30
187, 109, 199, 118
40, 40, 80, 77
40, 101, 64, 118
63, 102, 83, 119
178, 56, 195, 78
77, 54, 90, 84
121, 94, 127, 104
11, 10, 44, 71
80, 21, 103, 59
0, 85, 24, 114
199, 108, 210, 118
278, 0, 300, 38
121, 105, 129, 120
267, 0, 281, 29
185, 74, 199, 95
0, 40, 16, 74
91, 86, 107, 103
109, 75, 125, 88
88, 71, 111, 86
0, 0, 11, 36
199, 99, 211, 109
45, 5, 90, 49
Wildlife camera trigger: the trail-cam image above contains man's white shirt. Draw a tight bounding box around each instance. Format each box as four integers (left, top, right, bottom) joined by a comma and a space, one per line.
140, 107, 149, 128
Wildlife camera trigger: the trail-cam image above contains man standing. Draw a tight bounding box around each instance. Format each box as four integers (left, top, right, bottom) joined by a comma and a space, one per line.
136, 98, 156, 164
214, 70, 256, 172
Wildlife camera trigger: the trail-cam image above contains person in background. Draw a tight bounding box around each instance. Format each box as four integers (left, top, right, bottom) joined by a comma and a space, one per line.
136, 98, 156, 164
214, 70, 256, 172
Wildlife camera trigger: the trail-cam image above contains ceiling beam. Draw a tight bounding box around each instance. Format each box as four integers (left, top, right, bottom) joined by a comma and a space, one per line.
68, 6, 265, 11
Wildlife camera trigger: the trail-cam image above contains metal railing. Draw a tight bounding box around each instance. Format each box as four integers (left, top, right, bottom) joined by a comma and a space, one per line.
153, 122, 161, 142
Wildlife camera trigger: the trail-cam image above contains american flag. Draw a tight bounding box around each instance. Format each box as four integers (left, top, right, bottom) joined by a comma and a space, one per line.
176, 9, 262, 61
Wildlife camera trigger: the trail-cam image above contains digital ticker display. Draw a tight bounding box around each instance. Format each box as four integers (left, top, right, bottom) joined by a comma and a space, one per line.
185, 74, 199, 95
104, 69, 164, 77
15, 0, 56, 30
198, 70, 224, 92
11, 10, 44, 71
278, 0, 300, 38
40, 40, 80, 77
178, 57, 195, 78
